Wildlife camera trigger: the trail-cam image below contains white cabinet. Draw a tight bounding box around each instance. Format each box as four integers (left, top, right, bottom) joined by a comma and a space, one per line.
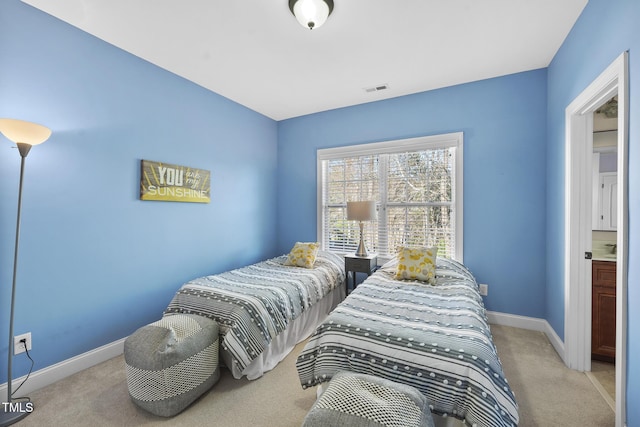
598, 173, 617, 230
592, 152, 617, 231
592, 153, 600, 229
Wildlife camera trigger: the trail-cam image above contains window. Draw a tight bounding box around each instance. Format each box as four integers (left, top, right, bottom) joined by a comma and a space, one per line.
317, 133, 463, 261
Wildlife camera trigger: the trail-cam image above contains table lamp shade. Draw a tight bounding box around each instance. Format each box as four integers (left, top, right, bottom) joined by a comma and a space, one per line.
347, 201, 377, 222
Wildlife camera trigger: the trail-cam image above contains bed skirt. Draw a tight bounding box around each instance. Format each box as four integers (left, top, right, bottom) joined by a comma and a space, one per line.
224, 285, 346, 380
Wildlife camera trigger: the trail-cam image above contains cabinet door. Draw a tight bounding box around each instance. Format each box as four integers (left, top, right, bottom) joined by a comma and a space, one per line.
598, 173, 617, 230
592, 285, 616, 361
592, 153, 600, 230
592, 261, 616, 361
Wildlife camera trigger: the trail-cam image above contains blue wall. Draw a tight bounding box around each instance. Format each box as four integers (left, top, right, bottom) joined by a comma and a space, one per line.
277, 70, 548, 318
545, 0, 640, 424
3, 0, 639, 424
0, 1, 278, 382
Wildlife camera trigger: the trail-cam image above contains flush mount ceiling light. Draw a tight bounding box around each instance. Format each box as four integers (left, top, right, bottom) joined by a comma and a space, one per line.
289, 0, 334, 30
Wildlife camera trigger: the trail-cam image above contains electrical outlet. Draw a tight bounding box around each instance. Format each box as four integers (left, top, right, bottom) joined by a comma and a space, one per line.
479, 284, 489, 296
14, 332, 32, 355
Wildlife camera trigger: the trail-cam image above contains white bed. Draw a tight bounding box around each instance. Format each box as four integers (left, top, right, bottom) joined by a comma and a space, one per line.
297, 256, 519, 427
165, 250, 345, 379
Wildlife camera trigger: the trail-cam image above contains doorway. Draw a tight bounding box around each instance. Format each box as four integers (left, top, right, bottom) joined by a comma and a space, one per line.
564, 52, 628, 427
588, 99, 618, 410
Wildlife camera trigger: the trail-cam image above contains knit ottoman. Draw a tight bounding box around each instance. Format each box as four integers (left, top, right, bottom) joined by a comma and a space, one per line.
302, 371, 435, 427
124, 314, 220, 417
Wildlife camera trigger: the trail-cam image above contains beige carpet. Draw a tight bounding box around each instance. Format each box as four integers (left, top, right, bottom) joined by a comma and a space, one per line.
16, 325, 614, 427
587, 360, 616, 411
590, 360, 616, 400
490, 325, 614, 427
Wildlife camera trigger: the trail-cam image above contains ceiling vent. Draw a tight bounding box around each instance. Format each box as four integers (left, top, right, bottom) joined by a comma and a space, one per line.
364, 84, 389, 93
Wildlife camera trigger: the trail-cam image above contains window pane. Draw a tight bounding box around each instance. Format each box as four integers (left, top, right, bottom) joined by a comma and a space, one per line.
387, 149, 453, 203
326, 157, 379, 204
324, 156, 380, 253
326, 206, 354, 251
426, 148, 454, 203
386, 205, 455, 258
328, 160, 345, 181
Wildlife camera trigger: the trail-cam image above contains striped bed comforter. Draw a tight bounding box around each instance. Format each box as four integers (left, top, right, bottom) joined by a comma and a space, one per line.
164, 251, 344, 374
296, 257, 519, 427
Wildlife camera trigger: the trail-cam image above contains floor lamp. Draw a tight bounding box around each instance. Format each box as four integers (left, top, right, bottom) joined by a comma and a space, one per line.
0, 118, 52, 427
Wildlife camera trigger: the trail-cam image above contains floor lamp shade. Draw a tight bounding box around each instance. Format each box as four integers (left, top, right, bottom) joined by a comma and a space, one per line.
0, 119, 51, 145
347, 201, 377, 257
0, 118, 51, 427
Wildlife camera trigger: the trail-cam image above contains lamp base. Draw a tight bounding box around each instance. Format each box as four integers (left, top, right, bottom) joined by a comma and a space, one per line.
355, 237, 368, 257
0, 402, 33, 427
355, 221, 368, 257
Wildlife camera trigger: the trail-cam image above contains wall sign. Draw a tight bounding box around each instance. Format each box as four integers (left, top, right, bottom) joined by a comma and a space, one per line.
140, 159, 210, 203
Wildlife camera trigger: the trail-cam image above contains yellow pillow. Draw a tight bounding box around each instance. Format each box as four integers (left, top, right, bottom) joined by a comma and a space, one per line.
284, 242, 320, 269
395, 246, 438, 284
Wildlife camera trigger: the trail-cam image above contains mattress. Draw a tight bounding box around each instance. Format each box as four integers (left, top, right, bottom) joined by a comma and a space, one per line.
296, 257, 519, 427
165, 250, 345, 379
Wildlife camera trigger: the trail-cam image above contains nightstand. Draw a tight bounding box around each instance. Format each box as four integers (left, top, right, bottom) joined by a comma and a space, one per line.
344, 254, 377, 294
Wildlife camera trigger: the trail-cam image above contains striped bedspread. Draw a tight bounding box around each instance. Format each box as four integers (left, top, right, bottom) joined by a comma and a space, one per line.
165, 251, 344, 374
296, 257, 519, 427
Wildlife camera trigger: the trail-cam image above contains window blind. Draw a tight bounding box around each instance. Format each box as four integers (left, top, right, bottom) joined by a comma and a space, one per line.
318, 133, 463, 261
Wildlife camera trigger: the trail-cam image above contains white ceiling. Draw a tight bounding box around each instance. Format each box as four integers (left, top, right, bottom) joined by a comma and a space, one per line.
22, 0, 588, 121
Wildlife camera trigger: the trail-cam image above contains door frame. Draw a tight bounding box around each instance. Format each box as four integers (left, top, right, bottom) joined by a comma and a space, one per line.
564, 51, 628, 426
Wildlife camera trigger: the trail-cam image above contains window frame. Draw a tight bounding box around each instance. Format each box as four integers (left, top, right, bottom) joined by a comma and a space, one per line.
317, 132, 464, 263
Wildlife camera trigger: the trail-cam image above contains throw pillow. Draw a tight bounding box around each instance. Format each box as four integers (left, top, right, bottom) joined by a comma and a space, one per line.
284, 242, 320, 268
395, 246, 438, 284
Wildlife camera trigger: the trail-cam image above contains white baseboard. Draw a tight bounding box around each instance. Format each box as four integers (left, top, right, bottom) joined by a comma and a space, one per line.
1, 338, 125, 402
487, 310, 565, 360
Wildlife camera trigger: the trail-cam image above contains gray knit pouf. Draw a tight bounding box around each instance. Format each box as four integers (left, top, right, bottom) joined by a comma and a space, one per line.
124, 314, 220, 417
302, 372, 435, 427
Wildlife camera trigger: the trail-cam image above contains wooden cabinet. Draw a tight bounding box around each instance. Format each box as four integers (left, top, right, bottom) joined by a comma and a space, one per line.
592, 261, 616, 362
